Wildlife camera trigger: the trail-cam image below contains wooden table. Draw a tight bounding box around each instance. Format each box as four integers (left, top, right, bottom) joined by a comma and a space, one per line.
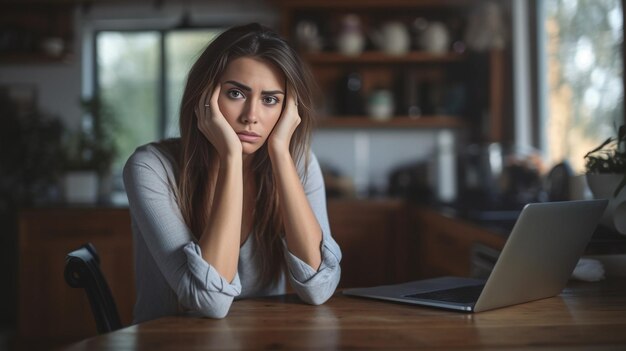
64, 279, 626, 350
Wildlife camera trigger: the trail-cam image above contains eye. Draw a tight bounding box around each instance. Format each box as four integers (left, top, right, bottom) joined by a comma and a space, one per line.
263, 96, 279, 105
227, 89, 244, 99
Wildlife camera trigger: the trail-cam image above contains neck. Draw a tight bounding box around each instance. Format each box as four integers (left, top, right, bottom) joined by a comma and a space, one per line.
242, 154, 254, 177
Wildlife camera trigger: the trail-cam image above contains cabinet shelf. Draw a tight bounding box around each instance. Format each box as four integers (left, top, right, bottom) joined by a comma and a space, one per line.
0, 3, 74, 65
316, 116, 465, 129
304, 51, 466, 65
0, 52, 73, 64
277, 0, 509, 141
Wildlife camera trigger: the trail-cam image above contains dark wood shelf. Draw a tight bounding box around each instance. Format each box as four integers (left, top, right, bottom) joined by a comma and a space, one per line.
316, 116, 466, 129
277, 0, 509, 141
304, 51, 466, 65
0, 3, 74, 65
0, 52, 73, 64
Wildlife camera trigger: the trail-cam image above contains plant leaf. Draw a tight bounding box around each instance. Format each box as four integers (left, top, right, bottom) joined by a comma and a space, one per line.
584, 137, 614, 158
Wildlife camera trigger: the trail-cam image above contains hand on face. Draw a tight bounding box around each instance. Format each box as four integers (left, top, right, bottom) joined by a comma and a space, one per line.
269, 86, 301, 153
195, 84, 242, 158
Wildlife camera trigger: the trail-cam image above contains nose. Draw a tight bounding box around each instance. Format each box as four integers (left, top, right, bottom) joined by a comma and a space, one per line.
240, 100, 258, 124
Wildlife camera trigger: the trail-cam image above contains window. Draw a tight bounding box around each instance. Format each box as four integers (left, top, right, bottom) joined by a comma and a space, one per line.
538, 0, 624, 172
97, 31, 160, 172
95, 29, 222, 188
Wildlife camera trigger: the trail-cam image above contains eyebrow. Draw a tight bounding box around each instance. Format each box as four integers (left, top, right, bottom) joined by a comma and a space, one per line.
224, 80, 285, 95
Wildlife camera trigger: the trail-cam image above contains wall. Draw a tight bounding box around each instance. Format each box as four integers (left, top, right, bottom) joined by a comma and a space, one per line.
0, 63, 82, 127
313, 129, 456, 199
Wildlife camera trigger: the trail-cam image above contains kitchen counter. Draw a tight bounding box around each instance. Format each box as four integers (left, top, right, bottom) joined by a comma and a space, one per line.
411, 201, 626, 279
428, 202, 626, 255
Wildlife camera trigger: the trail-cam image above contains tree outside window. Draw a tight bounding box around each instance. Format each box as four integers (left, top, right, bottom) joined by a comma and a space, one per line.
542, 0, 624, 171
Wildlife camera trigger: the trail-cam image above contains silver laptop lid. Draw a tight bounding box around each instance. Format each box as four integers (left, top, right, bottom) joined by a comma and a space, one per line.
474, 199, 608, 312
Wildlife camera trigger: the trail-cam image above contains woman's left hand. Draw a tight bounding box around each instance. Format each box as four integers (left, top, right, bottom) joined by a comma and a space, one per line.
268, 86, 301, 154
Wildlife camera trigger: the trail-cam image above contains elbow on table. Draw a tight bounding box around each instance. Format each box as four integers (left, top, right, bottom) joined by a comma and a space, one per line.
180, 292, 235, 319
197, 303, 231, 319
300, 291, 331, 306
295, 271, 341, 305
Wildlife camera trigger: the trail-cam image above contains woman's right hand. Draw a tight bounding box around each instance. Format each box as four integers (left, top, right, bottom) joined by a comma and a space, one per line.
195, 84, 242, 158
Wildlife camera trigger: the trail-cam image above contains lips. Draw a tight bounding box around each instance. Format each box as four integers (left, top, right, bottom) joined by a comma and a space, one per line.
237, 131, 261, 142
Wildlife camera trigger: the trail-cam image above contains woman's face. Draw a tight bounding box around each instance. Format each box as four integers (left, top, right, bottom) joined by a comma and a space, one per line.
217, 56, 286, 156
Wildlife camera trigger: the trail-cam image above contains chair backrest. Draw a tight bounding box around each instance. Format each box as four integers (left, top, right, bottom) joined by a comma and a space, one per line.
64, 243, 123, 334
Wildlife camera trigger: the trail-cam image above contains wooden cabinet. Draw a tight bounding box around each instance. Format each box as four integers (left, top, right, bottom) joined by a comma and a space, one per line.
0, 3, 74, 63
328, 199, 415, 288
413, 207, 506, 278
276, 0, 511, 141
17, 207, 134, 344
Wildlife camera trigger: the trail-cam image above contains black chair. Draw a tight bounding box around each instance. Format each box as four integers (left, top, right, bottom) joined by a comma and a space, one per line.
64, 243, 123, 334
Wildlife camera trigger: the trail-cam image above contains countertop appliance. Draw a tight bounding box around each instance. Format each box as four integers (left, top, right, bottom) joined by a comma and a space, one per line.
456, 143, 543, 211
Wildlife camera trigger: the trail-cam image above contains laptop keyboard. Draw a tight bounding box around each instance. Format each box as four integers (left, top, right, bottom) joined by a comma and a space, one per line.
405, 284, 485, 304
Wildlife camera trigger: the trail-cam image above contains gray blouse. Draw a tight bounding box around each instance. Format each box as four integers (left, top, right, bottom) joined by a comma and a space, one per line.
123, 142, 342, 323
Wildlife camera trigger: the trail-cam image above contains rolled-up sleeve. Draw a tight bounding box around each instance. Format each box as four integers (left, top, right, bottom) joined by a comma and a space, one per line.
124, 145, 241, 319
180, 242, 241, 318
284, 152, 342, 305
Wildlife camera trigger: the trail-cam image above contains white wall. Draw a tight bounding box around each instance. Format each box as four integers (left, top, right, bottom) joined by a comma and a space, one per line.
0, 63, 82, 128
313, 129, 456, 199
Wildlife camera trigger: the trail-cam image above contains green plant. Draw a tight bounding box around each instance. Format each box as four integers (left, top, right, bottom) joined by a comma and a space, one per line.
0, 90, 65, 206
62, 97, 118, 175
584, 124, 626, 196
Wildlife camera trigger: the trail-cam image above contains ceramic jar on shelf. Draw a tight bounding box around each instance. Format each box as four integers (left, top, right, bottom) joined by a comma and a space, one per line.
336, 14, 366, 56
369, 21, 411, 56
367, 89, 395, 121
413, 18, 451, 54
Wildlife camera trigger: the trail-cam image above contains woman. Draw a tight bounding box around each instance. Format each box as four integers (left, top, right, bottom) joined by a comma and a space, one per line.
123, 23, 341, 322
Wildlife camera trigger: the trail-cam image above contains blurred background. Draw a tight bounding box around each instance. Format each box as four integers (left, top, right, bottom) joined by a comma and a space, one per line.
1, 0, 625, 349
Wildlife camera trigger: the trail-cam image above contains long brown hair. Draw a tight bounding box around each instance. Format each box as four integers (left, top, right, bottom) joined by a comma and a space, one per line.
176, 23, 317, 287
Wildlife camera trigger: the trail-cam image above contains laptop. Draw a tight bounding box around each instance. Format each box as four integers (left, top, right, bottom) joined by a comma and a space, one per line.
343, 199, 608, 312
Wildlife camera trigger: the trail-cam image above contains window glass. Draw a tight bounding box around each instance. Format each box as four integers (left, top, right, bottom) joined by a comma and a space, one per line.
165, 29, 222, 138
542, 0, 623, 172
97, 31, 160, 172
